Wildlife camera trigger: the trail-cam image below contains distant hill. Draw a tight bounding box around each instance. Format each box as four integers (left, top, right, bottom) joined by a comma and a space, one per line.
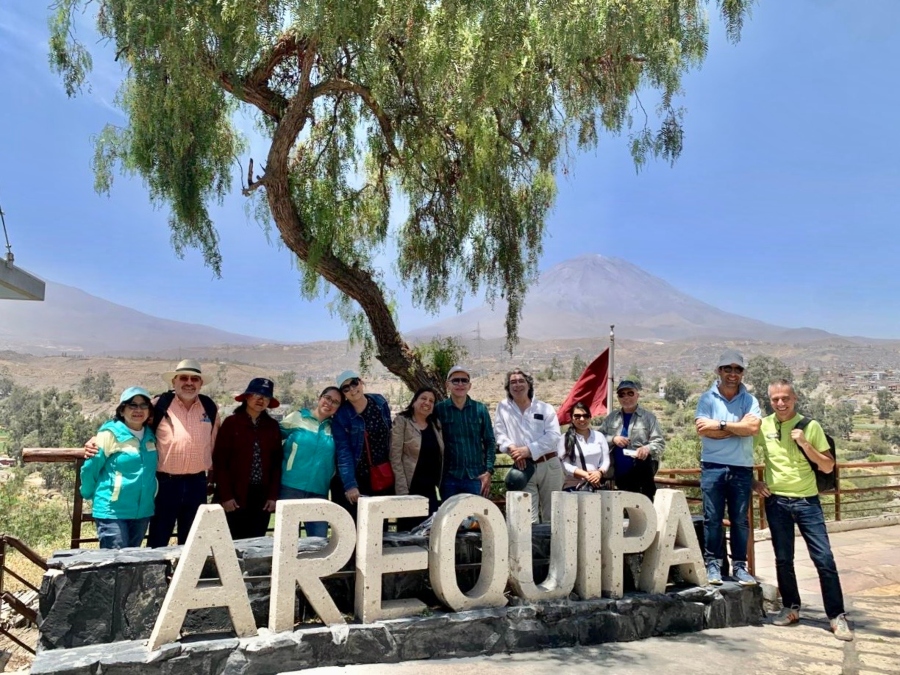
414, 254, 842, 342
0, 281, 269, 355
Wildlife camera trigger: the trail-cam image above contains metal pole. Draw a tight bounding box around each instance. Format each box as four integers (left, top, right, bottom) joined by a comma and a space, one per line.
607, 325, 615, 414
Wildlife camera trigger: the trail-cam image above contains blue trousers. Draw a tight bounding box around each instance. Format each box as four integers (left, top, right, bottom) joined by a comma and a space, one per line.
279, 485, 328, 538
95, 517, 151, 549
147, 471, 208, 548
440, 475, 483, 501
701, 462, 752, 564
765, 494, 845, 619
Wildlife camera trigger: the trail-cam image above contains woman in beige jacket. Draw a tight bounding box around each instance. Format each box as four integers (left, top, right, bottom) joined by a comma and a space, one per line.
390, 387, 444, 530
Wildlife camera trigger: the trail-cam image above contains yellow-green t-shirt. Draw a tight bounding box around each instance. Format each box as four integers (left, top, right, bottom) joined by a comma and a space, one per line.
755, 413, 829, 498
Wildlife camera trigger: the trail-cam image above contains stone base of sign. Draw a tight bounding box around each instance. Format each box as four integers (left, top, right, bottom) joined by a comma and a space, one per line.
32, 583, 763, 675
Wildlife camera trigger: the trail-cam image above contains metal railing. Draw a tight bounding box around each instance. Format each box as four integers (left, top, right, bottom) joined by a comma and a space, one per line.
0, 534, 47, 654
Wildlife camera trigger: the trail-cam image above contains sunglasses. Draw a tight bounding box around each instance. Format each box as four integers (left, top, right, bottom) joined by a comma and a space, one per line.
720, 366, 744, 374
125, 402, 150, 410
617, 391, 636, 398
571, 413, 591, 420
340, 378, 361, 393
450, 378, 470, 385
176, 375, 202, 383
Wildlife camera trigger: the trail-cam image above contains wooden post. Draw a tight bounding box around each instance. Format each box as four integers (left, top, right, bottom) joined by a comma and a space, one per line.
71, 458, 85, 549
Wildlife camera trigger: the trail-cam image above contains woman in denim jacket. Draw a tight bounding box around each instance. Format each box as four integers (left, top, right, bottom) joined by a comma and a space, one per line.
331, 370, 393, 519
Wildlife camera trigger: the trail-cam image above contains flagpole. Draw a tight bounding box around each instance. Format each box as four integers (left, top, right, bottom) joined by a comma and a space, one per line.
607, 325, 615, 414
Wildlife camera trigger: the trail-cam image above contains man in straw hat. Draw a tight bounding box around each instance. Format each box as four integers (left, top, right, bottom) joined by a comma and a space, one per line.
84, 359, 220, 547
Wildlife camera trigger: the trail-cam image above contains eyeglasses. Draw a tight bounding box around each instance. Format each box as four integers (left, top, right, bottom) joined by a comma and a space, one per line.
340, 378, 361, 393
571, 413, 591, 420
720, 366, 744, 374
320, 395, 342, 407
617, 391, 636, 398
450, 378, 470, 385
176, 375, 202, 383
125, 402, 150, 410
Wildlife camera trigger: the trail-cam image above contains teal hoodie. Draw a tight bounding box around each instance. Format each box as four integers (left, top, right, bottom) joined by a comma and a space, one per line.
280, 409, 336, 495
80, 420, 158, 520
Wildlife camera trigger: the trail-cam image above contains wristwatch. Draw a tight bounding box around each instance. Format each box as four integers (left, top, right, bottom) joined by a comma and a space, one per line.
719, 420, 727, 431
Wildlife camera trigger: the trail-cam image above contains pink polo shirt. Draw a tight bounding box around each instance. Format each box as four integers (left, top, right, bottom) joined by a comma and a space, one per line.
154, 396, 218, 474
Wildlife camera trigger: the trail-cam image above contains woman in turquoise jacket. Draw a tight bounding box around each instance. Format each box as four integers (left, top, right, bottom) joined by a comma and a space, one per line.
279, 386, 343, 537
80, 387, 158, 549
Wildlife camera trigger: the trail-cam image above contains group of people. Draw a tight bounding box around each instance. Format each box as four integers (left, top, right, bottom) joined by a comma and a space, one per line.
80, 350, 853, 640
697, 349, 853, 641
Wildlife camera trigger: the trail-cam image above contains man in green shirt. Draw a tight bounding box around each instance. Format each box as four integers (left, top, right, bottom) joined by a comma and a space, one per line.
753, 379, 853, 641
435, 365, 496, 499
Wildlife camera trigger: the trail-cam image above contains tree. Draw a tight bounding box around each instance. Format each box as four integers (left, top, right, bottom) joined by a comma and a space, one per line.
745, 355, 793, 415
276, 370, 298, 407
79, 369, 114, 403
544, 356, 563, 381
663, 374, 690, 406
50, 1, 752, 391
571, 354, 587, 381
876, 389, 897, 420
625, 364, 644, 388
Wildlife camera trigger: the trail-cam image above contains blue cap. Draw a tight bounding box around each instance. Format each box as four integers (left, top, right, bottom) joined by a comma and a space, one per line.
119, 386, 152, 404
336, 370, 361, 388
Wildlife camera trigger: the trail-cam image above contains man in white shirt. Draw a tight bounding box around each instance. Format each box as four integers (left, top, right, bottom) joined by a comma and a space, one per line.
494, 368, 562, 523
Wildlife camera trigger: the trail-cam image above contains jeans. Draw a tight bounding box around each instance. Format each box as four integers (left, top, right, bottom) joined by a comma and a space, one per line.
701, 462, 752, 564
95, 517, 151, 549
440, 475, 483, 501
147, 472, 208, 548
765, 494, 845, 619
280, 485, 328, 538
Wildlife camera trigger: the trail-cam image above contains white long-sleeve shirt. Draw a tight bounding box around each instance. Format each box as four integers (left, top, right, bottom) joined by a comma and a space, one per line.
493, 398, 561, 460
557, 429, 610, 485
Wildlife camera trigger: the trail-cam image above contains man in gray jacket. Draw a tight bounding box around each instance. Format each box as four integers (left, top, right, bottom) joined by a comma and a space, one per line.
598, 379, 665, 501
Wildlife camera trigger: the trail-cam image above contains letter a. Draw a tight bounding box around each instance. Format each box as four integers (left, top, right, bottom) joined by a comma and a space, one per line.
638, 489, 707, 593
148, 505, 256, 650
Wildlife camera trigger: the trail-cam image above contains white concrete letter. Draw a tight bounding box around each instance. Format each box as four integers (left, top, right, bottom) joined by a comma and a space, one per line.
148, 505, 256, 650
638, 489, 707, 592
574, 491, 604, 599
429, 494, 509, 611
355, 496, 429, 622
269, 499, 356, 630
600, 491, 658, 598
507, 491, 578, 601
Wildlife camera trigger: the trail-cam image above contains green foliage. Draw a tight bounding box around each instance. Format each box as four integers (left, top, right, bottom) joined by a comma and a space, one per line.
571, 354, 587, 381
0, 469, 75, 547
276, 370, 297, 407
875, 422, 900, 447
663, 374, 690, 405
625, 364, 644, 388
411, 336, 469, 394
661, 431, 701, 470
78, 369, 115, 403
542, 357, 563, 381
745, 355, 793, 415
876, 389, 897, 419
48, 0, 754, 390
0, 383, 97, 461
804, 397, 854, 441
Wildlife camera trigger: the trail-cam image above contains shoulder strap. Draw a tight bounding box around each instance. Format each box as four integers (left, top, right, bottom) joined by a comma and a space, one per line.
794, 415, 811, 432
150, 391, 176, 433
199, 394, 219, 429
573, 434, 588, 471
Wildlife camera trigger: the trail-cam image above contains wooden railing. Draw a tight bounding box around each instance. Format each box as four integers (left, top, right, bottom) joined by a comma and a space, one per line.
0, 534, 47, 654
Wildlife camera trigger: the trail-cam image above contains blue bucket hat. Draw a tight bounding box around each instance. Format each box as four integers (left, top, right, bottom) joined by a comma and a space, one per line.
119, 386, 152, 405
235, 378, 280, 408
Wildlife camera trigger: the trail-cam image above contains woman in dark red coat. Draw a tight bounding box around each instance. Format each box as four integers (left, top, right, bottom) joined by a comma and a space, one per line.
213, 378, 283, 539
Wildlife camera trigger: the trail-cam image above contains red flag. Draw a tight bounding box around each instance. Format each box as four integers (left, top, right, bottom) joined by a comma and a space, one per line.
557, 348, 609, 425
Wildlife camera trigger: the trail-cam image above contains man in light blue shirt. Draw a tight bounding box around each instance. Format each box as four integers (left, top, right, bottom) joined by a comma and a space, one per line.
695, 349, 761, 586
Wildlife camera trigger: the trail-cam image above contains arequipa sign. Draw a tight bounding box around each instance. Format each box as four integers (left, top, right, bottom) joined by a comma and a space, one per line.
147, 489, 707, 650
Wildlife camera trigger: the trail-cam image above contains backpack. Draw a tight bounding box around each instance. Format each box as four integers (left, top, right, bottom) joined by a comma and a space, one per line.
794, 416, 837, 493
150, 391, 218, 435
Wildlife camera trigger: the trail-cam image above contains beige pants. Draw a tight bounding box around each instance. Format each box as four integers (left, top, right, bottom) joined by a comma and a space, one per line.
525, 455, 565, 524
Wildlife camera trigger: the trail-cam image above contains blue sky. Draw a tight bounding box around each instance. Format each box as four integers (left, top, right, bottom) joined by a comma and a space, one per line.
1, 1, 898, 343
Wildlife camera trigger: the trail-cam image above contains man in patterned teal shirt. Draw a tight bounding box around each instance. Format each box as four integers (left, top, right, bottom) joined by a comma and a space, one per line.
435, 365, 496, 500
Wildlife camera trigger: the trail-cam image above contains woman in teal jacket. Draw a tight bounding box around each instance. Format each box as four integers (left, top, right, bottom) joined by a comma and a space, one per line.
279, 386, 343, 537
80, 387, 158, 549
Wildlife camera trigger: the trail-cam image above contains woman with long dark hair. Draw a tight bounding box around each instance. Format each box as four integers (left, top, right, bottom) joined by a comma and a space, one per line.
213, 378, 283, 540
391, 387, 444, 530
279, 386, 344, 537
558, 401, 610, 490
